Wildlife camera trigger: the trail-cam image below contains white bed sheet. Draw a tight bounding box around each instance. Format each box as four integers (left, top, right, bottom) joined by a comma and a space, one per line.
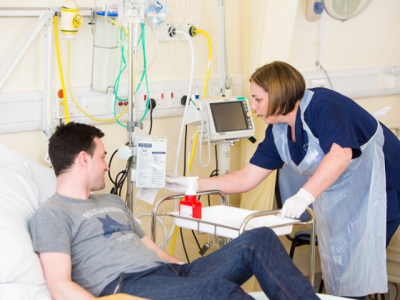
249, 291, 354, 299
0, 283, 52, 300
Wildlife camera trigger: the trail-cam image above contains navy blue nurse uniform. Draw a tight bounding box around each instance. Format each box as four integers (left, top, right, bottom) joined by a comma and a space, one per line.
250, 87, 400, 244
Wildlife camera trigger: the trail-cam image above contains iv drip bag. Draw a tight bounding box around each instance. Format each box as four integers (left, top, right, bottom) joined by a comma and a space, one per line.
118, 0, 146, 24
145, 0, 169, 27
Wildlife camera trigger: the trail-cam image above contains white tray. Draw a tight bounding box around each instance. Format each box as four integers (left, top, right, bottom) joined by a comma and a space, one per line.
170, 205, 295, 239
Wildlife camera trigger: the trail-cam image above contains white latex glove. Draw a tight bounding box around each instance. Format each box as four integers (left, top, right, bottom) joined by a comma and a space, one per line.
280, 188, 315, 219
165, 174, 198, 193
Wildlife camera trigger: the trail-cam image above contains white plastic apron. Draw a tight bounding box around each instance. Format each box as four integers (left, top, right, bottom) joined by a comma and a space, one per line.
272, 90, 387, 296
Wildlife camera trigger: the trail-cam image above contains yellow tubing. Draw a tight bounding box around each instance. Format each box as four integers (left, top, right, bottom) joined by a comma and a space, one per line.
102, 15, 127, 36
196, 29, 212, 99
188, 132, 199, 172
169, 226, 179, 255
54, 16, 70, 124
66, 40, 128, 122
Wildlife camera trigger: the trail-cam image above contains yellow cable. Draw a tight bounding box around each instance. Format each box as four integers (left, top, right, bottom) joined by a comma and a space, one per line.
66, 40, 128, 122
54, 16, 70, 124
196, 29, 212, 99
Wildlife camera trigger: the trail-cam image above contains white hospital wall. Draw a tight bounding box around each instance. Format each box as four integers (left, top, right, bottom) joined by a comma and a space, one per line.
289, 0, 400, 124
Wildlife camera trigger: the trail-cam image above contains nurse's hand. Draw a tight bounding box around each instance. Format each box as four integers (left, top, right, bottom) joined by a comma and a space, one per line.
280, 188, 315, 219
165, 174, 198, 193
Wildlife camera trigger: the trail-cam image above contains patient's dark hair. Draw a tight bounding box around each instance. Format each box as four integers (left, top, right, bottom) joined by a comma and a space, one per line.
48, 122, 104, 176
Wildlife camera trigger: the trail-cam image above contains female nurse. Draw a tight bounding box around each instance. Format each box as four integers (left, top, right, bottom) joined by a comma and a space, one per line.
166, 61, 400, 299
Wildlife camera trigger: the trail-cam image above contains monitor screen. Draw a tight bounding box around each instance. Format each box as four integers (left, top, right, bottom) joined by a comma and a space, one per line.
209, 102, 248, 132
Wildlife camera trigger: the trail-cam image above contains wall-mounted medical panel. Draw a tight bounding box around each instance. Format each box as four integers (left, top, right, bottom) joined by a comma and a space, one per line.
0, 76, 243, 134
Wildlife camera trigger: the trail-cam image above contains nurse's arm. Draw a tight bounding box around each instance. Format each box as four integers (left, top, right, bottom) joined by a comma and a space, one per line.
197, 163, 273, 194
302, 143, 352, 198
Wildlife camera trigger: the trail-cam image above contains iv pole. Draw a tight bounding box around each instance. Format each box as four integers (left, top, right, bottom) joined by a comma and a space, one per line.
122, 2, 145, 213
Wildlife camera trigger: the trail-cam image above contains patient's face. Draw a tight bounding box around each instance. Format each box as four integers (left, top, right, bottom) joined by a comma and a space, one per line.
87, 138, 109, 191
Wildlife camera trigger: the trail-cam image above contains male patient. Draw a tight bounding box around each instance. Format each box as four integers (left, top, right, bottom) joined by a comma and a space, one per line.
29, 122, 318, 300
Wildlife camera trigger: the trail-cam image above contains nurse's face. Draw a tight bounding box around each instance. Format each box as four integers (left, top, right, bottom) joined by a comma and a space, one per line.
250, 81, 282, 125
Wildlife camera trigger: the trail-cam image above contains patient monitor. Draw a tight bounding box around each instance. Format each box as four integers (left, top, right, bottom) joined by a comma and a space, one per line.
186, 96, 255, 143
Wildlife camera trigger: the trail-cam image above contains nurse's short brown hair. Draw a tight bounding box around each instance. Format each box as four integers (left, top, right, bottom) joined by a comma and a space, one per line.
250, 61, 305, 117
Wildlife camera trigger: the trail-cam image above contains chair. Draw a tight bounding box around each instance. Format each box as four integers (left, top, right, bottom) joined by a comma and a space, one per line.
275, 164, 323, 292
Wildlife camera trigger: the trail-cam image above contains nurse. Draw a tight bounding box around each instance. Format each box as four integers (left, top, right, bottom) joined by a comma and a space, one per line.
167, 61, 400, 299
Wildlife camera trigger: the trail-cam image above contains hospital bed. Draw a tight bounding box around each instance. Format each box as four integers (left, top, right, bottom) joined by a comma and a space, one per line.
0, 143, 352, 300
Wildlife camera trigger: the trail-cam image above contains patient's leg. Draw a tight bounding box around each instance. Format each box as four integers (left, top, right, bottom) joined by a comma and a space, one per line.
181, 227, 318, 300
102, 264, 254, 300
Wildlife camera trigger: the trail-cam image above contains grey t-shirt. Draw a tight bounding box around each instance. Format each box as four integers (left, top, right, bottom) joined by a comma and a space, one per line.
29, 193, 161, 296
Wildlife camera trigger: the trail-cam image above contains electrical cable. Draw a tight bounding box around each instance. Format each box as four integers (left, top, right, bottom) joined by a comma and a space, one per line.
209, 144, 219, 178
191, 230, 201, 250
320, 65, 334, 89
54, 16, 70, 124
180, 227, 190, 263
108, 149, 131, 197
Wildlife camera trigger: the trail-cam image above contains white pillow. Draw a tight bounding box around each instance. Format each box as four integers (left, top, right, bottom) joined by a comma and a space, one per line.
0, 162, 47, 284
0, 144, 56, 205
0, 144, 56, 289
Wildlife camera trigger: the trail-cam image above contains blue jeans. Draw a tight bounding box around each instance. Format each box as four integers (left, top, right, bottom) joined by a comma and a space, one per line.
101, 227, 318, 300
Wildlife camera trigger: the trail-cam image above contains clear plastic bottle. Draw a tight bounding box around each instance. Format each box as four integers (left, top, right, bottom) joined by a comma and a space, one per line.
91, 10, 118, 94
